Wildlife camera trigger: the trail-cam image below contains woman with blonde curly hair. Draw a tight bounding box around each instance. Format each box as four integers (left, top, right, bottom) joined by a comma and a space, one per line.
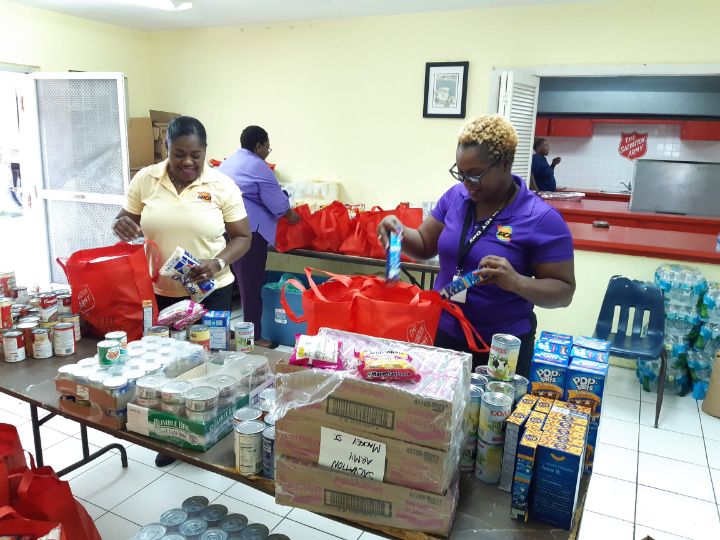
378, 115, 575, 375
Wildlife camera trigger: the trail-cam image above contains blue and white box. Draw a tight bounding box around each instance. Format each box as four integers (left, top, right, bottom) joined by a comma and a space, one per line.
202, 311, 231, 350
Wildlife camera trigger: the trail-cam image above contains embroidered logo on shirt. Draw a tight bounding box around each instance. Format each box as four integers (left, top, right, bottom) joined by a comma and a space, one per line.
496, 225, 513, 242
197, 191, 212, 202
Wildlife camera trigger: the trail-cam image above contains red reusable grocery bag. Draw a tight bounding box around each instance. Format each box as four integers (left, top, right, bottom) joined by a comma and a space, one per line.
0, 424, 26, 474
11, 466, 101, 540
0, 507, 65, 539
280, 268, 488, 352
274, 204, 315, 252
307, 201, 352, 253
57, 241, 159, 341
339, 204, 424, 259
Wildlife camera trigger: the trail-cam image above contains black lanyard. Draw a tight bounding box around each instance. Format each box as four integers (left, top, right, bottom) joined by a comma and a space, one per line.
456, 203, 503, 275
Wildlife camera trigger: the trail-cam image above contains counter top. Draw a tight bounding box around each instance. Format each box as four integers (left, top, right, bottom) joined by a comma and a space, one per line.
567, 222, 720, 264
558, 188, 631, 202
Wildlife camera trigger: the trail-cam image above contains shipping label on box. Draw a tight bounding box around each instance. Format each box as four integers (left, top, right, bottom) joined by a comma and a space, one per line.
275, 418, 457, 494
275, 456, 459, 536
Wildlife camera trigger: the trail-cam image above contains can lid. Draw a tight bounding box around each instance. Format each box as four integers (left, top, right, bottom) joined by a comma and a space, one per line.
31, 327, 49, 335
98, 339, 121, 348
240, 524, 270, 539
16, 322, 38, 329
234, 420, 266, 435
159, 508, 189, 526
57, 364, 78, 375
189, 324, 209, 332
2, 330, 22, 337
200, 529, 228, 540
179, 518, 208, 535
78, 357, 98, 367
181, 495, 209, 513
482, 391, 513, 407
219, 513, 248, 532
233, 407, 261, 422
103, 376, 128, 390
161, 380, 194, 395
469, 385, 484, 398
53, 322, 74, 330
206, 374, 238, 392
135, 523, 167, 540
262, 426, 275, 439
186, 385, 220, 401
88, 371, 109, 384
201, 504, 228, 521
136, 375, 167, 390
125, 369, 146, 381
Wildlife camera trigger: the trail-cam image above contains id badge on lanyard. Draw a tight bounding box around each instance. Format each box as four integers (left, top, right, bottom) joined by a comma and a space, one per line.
450, 274, 467, 304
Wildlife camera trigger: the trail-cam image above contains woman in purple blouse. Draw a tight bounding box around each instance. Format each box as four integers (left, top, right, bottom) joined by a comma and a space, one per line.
378, 115, 575, 376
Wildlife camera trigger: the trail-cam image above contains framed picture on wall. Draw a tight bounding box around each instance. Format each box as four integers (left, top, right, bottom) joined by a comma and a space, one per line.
423, 61, 469, 118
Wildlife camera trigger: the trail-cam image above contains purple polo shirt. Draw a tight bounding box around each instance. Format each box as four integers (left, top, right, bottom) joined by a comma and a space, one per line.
219, 148, 290, 244
432, 176, 574, 341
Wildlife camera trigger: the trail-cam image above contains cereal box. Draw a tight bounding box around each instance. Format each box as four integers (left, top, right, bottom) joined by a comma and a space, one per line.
519, 394, 538, 408
530, 440, 585, 530
524, 411, 547, 432
571, 345, 609, 364
564, 359, 608, 418
535, 339, 570, 358
573, 336, 610, 352
584, 418, 600, 474
539, 331, 573, 346
533, 396, 555, 415
500, 406, 532, 492
510, 430, 542, 521
530, 353, 568, 400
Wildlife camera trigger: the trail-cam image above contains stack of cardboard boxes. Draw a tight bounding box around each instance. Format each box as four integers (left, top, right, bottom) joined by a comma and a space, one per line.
273, 331, 471, 536
127, 110, 180, 178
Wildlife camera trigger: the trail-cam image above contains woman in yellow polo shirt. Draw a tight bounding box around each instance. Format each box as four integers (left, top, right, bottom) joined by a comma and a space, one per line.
113, 116, 251, 314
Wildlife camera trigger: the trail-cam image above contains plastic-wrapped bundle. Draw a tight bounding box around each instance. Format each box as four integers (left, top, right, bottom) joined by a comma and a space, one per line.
636, 358, 689, 396
665, 305, 701, 340
700, 283, 720, 323
694, 322, 720, 352
654, 264, 707, 307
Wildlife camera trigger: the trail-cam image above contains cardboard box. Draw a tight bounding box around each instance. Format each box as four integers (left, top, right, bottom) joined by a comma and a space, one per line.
701, 351, 720, 419
275, 418, 458, 495
584, 418, 600, 474
564, 359, 608, 418
510, 429, 542, 521
529, 353, 568, 400
56, 378, 130, 430
128, 117, 154, 169
202, 311, 231, 350
276, 351, 469, 450
275, 455, 459, 536
500, 406, 532, 492
150, 110, 180, 162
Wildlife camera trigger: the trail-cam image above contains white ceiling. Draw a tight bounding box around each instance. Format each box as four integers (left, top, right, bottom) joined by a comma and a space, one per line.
9, 0, 593, 31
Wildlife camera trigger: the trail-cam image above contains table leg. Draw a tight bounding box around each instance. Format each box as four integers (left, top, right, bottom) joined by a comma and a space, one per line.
29, 404, 44, 468
57, 443, 128, 477
80, 424, 91, 458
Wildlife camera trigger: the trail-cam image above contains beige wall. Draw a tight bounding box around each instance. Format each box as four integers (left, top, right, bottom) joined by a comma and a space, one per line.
0, 0, 152, 116
147, 0, 720, 206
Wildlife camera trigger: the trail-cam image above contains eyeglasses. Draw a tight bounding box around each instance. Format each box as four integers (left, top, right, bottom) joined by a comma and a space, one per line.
449, 157, 500, 185
267, 147, 272, 154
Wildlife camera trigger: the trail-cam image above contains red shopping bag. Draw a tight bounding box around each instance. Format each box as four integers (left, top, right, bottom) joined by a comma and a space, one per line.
57, 242, 159, 341
0, 424, 26, 474
339, 204, 424, 259
307, 201, 352, 253
0, 507, 65, 539
11, 466, 101, 540
275, 204, 315, 252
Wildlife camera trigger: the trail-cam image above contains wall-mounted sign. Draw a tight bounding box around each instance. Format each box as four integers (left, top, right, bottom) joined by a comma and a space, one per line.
619, 131, 648, 160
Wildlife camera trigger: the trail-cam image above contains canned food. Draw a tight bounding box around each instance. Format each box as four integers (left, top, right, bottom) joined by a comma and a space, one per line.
19, 315, 40, 325
39, 320, 57, 339
56, 294, 72, 315
179, 518, 208, 538
258, 399, 272, 421
470, 373, 488, 390
159, 534, 186, 540
239, 524, 270, 540
136, 396, 161, 408
38, 292, 58, 322
201, 504, 228, 527
205, 374, 238, 398
200, 530, 228, 540
186, 409, 217, 423
57, 313, 81, 341
105, 331, 128, 354
512, 374, 529, 404
466, 385, 483, 436
478, 391, 512, 445
264, 409, 279, 426
159, 508, 188, 532
146, 325, 170, 338
56, 364, 77, 380
103, 376, 129, 398
219, 514, 248, 535
11, 286, 28, 303
88, 371, 109, 388
16, 321, 37, 356
475, 364, 491, 378
475, 438, 503, 483
486, 380, 515, 400
234, 420, 265, 476
234, 321, 254, 352
185, 386, 219, 412
31, 328, 52, 359
460, 434, 477, 473
487, 333, 522, 381
170, 329, 187, 341
189, 324, 211, 352
52, 322, 75, 356
136, 375, 166, 399
135, 523, 167, 539
233, 407, 262, 425
182, 496, 209, 517
259, 387, 276, 406
262, 426, 276, 479
160, 380, 194, 403
97, 339, 121, 366
0, 272, 16, 297
0, 297, 13, 329
160, 401, 185, 415
2, 330, 26, 362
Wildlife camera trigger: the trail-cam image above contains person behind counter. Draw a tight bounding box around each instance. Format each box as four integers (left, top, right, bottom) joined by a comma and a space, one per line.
219, 125, 300, 348
378, 115, 575, 376
113, 116, 252, 466
530, 138, 561, 192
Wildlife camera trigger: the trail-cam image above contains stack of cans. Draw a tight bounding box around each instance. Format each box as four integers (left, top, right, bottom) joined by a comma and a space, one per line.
475, 389, 513, 483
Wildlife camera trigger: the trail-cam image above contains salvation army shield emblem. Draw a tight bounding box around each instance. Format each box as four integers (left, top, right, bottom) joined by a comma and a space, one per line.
618, 132, 648, 161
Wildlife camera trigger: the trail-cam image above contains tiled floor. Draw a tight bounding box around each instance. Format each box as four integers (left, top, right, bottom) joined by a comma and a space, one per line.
3, 365, 720, 539
579, 365, 720, 540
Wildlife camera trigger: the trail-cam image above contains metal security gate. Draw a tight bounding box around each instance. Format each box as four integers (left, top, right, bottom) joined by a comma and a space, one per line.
21, 73, 129, 285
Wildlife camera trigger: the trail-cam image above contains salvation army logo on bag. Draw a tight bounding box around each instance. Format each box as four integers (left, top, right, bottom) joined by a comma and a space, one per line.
77, 284, 96, 314
407, 320, 432, 345
618, 132, 648, 160
496, 225, 513, 243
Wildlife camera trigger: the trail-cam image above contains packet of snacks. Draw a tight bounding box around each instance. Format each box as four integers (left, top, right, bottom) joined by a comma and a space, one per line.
289, 334, 343, 370
357, 351, 421, 383
157, 300, 203, 325
160, 246, 217, 302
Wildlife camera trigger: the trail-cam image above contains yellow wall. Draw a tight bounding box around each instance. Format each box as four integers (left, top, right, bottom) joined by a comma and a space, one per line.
0, 0, 152, 116
148, 0, 720, 206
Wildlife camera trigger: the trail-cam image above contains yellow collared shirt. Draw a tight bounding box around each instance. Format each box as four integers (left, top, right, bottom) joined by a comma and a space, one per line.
124, 160, 247, 297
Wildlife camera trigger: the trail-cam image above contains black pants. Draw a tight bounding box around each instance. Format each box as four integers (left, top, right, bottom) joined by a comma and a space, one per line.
155, 283, 234, 313
434, 312, 537, 378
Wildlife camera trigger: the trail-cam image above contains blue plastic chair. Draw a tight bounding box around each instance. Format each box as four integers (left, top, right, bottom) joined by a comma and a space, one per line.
594, 276, 667, 428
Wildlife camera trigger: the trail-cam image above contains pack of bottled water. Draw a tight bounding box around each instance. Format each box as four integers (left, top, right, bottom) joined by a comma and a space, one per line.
654, 264, 708, 307
700, 282, 720, 324
636, 355, 689, 396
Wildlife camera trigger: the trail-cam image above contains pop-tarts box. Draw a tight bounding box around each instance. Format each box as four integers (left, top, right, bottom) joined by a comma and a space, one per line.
530, 352, 568, 400
530, 439, 585, 530
202, 311, 231, 350
535, 339, 570, 358
564, 359, 608, 418
584, 418, 600, 474
539, 331, 573, 346
511, 430, 542, 521
571, 345, 609, 364
573, 336, 610, 352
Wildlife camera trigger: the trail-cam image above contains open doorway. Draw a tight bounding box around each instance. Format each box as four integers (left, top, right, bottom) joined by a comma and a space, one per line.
0, 70, 24, 217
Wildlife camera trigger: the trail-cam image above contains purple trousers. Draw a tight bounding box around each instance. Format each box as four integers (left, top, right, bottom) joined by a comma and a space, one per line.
232, 231, 268, 339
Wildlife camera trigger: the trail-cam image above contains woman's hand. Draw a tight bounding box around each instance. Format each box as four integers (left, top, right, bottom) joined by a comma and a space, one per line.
477, 255, 524, 292
377, 215, 404, 249
188, 259, 221, 282
287, 209, 301, 225
112, 216, 142, 242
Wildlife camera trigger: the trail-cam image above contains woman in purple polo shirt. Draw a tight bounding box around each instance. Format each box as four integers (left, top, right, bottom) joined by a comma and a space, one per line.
378, 115, 575, 376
